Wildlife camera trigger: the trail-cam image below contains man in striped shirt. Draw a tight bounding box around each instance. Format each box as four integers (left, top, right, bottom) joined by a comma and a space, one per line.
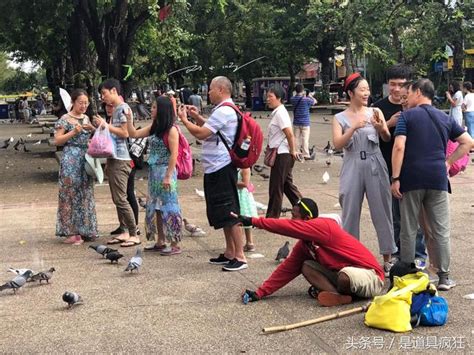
178, 76, 248, 271
290, 84, 317, 159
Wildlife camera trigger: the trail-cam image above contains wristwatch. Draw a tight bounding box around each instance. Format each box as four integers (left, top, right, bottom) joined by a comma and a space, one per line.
391, 176, 400, 183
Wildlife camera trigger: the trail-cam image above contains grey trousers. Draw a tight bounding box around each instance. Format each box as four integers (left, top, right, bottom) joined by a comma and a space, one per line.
107, 159, 137, 237
400, 190, 450, 277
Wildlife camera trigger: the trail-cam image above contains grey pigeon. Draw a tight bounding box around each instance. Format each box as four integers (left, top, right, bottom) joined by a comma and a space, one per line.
253, 164, 267, 173
89, 244, 117, 258
1, 137, 14, 149
275, 241, 290, 262
62, 291, 83, 308
0, 270, 33, 293
124, 248, 143, 272
30, 267, 56, 284
8, 267, 35, 280
106, 251, 124, 263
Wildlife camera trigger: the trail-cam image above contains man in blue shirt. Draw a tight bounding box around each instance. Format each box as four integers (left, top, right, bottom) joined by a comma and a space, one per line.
391, 78, 472, 291
290, 84, 316, 159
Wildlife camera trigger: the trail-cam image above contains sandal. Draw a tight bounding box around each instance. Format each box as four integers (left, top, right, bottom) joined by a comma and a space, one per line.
243, 244, 256, 252
120, 238, 141, 247
107, 236, 129, 245
144, 244, 167, 252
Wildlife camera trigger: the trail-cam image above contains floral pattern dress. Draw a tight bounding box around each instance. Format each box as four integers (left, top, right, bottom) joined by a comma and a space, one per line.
145, 134, 182, 243
55, 115, 98, 238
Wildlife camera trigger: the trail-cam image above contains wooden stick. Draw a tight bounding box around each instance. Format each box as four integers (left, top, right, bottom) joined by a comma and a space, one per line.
262, 303, 370, 334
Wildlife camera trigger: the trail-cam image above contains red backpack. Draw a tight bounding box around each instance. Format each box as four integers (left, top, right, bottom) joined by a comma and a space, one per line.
163, 125, 193, 180
217, 102, 263, 169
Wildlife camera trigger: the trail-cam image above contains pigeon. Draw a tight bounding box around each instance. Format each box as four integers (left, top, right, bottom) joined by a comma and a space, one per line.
30, 267, 56, 284
195, 188, 205, 198
23, 145, 30, 153
33, 140, 41, 145
308, 145, 315, 157
138, 197, 146, 208
13, 139, 22, 150
1, 137, 14, 149
325, 159, 331, 167
105, 251, 124, 263
8, 267, 35, 280
275, 241, 290, 262
322, 171, 330, 184
0, 270, 33, 293
183, 218, 198, 233
191, 228, 206, 237
89, 244, 117, 258
124, 248, 143, 272
26, 133, 32, 138
62, 291, 83, 308
253, 164, 267, 173
259, 173, 270, 180
195, 140, 202, 146
323, 116, 329, 122
323, 141, 331, 152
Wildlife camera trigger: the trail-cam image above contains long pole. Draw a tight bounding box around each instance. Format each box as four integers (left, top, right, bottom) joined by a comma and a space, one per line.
262, 302, 370, 334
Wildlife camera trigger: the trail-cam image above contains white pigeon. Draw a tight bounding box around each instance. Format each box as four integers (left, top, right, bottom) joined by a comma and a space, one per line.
195, 188, 205, 198
254, 201, 268, 211
191, 228, 206, 237
9, 137, 14, 143
26, 133, 32, 138
183, 218, 197, 233
33, 140, 41, 145
322, 171, 330, 184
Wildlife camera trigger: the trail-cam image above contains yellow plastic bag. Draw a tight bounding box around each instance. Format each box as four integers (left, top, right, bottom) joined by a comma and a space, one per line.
365, 272, 429, 332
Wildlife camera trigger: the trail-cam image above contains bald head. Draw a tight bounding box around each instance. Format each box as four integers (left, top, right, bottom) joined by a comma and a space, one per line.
209, 76, 232, 104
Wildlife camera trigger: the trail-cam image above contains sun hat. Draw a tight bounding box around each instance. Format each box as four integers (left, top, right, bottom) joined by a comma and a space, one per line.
84, 153, 104, 183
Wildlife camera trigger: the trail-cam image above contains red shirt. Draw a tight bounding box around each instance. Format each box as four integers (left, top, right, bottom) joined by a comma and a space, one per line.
251, 217, 384, 299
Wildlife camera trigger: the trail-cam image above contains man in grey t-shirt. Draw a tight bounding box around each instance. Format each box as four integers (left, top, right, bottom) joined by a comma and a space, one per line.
188, 89, 203, 113
95, 78, 139, 247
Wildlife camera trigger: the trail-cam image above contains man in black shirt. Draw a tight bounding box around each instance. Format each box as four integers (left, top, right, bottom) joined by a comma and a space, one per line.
372, 64, 427, 267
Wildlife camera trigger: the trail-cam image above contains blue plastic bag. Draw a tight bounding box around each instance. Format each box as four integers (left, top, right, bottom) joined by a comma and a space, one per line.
419, 296, 448, 326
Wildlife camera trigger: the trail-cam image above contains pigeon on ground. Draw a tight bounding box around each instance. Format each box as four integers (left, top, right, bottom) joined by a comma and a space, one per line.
323, 117, 329, 122
33, 140, 41, 145
259, 173, 270, 180
8, 267, 35, 280
13, 139, 22, 150
124, 248, 143, 272
0, 270, 33, 293
322, 171, 330, 184
275, 241, 290, 262
1, 137, 14, 149
89, 244, 117, 257
106, 251, 124, 263
26, 133, 32, 138
23, 145, 30, 152
183, 218, 198, 233
325, 159, 331, 167
195, 188, 205, 198
190, 228, 206, 237
253, 164, 267, 173
323, 141, 331, 152
195, 140, 202, 146
30, 267, 56, 284
138, 197, 146, 208
62, 291, 83, 308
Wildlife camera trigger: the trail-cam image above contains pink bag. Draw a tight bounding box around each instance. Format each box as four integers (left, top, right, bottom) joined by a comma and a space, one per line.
163, 125, 193, 180
87, 126, 115, 158
447, 140, 469, 177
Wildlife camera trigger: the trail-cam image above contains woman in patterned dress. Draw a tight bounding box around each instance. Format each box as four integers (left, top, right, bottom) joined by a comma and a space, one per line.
54, 89, 98, 245
126, 95, 183, 255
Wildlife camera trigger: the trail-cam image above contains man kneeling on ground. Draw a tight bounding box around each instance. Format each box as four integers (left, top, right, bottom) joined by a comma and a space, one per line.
236, 198, 384, 307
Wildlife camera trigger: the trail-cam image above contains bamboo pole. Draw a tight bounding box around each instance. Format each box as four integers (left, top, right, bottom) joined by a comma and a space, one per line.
262, 302, 371, 334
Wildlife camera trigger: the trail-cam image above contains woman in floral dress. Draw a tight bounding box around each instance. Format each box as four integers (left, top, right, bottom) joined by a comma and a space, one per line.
54, 89, 98, 245
126, 95, 183, 255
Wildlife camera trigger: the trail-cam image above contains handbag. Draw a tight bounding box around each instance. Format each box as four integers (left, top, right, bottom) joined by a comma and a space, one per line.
87, 125, 115, 158
263, 146, 278, 167
365, 272, 430, 332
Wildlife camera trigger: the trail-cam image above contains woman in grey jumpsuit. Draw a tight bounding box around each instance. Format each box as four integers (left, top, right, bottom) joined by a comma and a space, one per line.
332, 73, 397, 275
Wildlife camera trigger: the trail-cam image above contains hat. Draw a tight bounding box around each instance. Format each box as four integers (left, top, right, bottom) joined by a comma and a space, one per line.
84, 154, 104, 183
166, 90, 175, 96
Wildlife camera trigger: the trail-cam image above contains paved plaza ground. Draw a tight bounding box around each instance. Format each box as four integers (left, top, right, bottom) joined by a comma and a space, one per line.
0, 112, 473, 353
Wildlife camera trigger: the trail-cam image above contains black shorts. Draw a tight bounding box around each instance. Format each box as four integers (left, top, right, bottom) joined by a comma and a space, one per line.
204, 164, 240, 229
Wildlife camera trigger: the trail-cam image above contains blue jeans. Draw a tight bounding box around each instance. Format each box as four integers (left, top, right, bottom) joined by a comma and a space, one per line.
464, 111, 474, 137
392, 197, 427, 260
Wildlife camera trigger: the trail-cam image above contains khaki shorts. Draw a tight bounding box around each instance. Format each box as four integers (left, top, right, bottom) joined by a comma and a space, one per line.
339, 266, 383, 298
304, 260, 383, 298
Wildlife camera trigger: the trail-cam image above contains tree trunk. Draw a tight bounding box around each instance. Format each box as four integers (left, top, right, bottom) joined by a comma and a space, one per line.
288, 63, 296, 101
244, 80, 252, 109
391, 28, 404, 63
451, 18, 464, 81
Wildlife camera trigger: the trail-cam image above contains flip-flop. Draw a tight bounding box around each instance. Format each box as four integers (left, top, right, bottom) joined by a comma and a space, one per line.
107, 237, 128, 245
121, 240, 141, 247
144, 244, 167, 252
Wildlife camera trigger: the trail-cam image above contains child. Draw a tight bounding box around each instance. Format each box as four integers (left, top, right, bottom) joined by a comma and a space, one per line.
237, 168, 258, 252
